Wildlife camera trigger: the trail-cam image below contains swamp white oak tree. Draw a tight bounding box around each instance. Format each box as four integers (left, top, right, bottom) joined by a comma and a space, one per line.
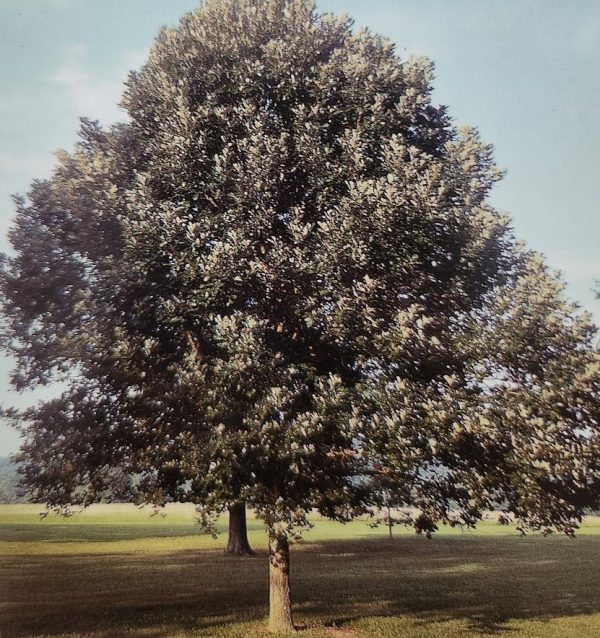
1, 0, 599, 633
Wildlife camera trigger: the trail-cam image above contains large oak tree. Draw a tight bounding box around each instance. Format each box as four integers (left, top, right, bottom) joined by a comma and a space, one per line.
2, 0, 599, 632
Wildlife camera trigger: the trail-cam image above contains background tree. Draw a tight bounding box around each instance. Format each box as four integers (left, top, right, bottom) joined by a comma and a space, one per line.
226, 502, 255, 556
1, 0, 599, 633
0, 457, 25, 504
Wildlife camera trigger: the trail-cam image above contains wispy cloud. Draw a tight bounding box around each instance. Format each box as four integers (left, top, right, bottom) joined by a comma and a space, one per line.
0, 42, 148, 235
46, 43, 135, 126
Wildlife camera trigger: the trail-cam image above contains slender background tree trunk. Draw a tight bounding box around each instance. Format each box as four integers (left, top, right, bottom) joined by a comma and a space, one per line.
268, 528, 295, 633
226, 501, 255, 556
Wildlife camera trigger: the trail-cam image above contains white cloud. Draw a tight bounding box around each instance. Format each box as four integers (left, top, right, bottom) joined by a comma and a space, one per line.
0, 43, 148, 245
46, 43, 132, 126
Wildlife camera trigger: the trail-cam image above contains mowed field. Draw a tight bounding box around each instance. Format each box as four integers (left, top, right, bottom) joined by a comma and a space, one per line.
1, 505, 599, 638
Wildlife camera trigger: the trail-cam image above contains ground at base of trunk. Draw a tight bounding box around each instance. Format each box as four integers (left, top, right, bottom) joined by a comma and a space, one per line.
225, 547, 257, 557
255, 622, 359, 637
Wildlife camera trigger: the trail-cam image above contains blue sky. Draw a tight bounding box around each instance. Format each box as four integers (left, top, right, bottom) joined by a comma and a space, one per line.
0, 0, 599, 454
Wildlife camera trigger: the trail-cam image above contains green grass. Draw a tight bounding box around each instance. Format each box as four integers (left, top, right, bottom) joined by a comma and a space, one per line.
1, 505, 599, 638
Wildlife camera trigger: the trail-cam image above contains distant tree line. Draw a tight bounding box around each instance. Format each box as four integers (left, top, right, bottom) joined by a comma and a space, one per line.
0, 457, 26, 503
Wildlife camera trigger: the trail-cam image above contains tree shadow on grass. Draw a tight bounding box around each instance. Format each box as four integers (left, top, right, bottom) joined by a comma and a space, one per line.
296, 535, 600, 634
1, 535, 599, 637
0, 548, 267, 637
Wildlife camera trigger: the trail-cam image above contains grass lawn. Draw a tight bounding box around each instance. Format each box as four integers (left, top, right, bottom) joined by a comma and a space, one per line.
1, 504, 599, 638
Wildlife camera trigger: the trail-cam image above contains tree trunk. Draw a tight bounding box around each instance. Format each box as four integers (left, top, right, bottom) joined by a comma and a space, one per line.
226, 501, 255, 556
387, 505, 392, 538
267, 528, 295, 633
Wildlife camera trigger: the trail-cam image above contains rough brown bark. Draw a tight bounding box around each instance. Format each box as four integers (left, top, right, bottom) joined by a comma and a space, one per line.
226, 501, 255, 556
267, 528, 295, 633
